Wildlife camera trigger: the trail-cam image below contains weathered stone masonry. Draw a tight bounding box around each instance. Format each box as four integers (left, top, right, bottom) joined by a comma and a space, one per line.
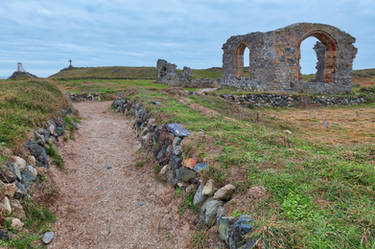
156, 59, 219, 88
222, 23, 357, 94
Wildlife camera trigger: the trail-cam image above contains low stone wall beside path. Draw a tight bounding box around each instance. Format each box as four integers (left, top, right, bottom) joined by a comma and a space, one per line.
0, 106, 77, 244
112, 96, 256, 249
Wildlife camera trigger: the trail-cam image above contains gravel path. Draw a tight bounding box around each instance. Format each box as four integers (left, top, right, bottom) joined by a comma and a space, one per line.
50, 101, 191, 249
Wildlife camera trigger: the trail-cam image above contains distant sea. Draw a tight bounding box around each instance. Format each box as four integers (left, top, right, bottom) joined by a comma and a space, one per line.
0, 76, 7, 79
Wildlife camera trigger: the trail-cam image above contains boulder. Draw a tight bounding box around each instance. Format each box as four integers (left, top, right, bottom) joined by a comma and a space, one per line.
202, 179, 215, 196
0, 182, 6, 200
194, 163, 208, 173
0, 197, 12, 215
10, 199, 26, 220
21, 165, 38, 189
217, 214, 256, 249
0, 165, 17, 183
214, 184, 236, 201
229, 216, 256, 249
166, 123, 190, 137
8, 218, 24, 229
199, 198, 223, 227
159, 165, 169, 176
27, 140, 49, 168
27, 156, 36, 166
5, 183, 16, 198
183, 158, 197, 170
10, 163, 22, 181
217, 216, 235, 243
176, 167, 197, 183
55, 126, 65, 136
14, 182, 28, 200
0, 230, 10, 241
12, 156, 26, 171
193, 182, 207, 206
48, 122, 56, 136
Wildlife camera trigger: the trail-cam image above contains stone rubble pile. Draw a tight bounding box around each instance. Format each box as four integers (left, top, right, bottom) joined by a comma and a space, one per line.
112, 96, 256, 249
156, 59, 220, 88
68, 93, 104, 102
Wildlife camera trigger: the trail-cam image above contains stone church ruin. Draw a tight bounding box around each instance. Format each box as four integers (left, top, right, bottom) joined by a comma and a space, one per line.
156, 59, 219, 88
222, 23, 357, 94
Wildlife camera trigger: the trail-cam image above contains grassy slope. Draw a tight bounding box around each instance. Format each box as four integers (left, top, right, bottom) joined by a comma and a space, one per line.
124, 87, 375, 248
49, 66, 157, 80
0, 79, 68, 164
55, 79, 168, 95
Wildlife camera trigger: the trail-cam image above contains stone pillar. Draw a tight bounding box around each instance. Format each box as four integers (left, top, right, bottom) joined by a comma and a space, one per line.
313, 42, 325, 82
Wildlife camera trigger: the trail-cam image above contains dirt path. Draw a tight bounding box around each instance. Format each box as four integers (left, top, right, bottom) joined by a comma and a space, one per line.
50, 101, 191, 249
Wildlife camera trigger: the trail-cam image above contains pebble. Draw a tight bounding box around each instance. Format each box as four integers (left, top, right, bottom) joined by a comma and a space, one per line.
42, 231, 55, 245
106, 166, 112, 170
138, 201, 145, 206
98, 186, 103, 191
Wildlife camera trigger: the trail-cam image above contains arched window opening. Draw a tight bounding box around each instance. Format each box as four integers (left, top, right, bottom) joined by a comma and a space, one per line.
300, 37, 321, 82
297, 31, 337, 84
234, 43, 251, 78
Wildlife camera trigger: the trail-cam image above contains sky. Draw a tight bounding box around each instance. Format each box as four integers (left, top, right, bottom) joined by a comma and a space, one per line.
0, 0, 374, 77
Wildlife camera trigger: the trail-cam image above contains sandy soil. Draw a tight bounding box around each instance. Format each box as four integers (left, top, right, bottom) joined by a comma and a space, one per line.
49, 101, 191, 249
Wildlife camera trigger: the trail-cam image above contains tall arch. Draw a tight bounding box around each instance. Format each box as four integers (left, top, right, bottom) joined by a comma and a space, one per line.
234, 42, 250, 78
297, 30, 338, 86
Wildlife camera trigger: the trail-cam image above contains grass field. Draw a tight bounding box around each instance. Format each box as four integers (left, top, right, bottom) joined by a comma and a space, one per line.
49, 66, 375, 90
0, 79, 68, 164
56, 79, 167, 94
119, 86, 375, 248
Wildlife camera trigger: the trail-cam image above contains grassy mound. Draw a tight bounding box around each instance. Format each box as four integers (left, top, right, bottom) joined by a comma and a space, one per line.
0, 79, 69, 164
8, 72, 38, 80
49, 66, 157, 80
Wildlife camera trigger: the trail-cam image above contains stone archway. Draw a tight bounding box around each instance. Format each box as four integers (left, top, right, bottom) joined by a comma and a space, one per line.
297, 30, 338, 87
234, 42, 250, 78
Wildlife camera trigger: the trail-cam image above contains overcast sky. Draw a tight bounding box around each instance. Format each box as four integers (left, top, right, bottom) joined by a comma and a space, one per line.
0, 0, 374, 77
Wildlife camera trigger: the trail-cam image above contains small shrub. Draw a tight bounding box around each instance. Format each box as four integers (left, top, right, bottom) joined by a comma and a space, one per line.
280, 192, 315, 221
23, 199, 56, 234
45, 144, 64, 169
174, 187, 183, 199
188, 231, 210, 249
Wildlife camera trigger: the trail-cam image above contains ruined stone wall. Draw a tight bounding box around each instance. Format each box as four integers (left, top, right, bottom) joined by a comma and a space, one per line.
222, 23, 357, 94
156, 59, 219, 88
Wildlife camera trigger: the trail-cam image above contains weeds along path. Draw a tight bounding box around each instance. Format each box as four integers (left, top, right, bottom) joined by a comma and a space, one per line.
50, 101, 191, 249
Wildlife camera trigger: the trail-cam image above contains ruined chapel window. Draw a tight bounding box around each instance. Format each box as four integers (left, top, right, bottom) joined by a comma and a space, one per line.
234, 43, 250, 78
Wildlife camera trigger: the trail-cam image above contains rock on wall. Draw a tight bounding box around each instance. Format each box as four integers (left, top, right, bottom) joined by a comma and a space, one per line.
222, 23, 357, 94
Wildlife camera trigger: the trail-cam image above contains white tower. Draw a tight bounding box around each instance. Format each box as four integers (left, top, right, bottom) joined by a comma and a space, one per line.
17, 63, 25, 72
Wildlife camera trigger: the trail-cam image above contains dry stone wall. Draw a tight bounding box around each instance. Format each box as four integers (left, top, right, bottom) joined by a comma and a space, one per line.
220, 93, 367, 108
112, 96, 256, 249
0, 106, 76, 244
